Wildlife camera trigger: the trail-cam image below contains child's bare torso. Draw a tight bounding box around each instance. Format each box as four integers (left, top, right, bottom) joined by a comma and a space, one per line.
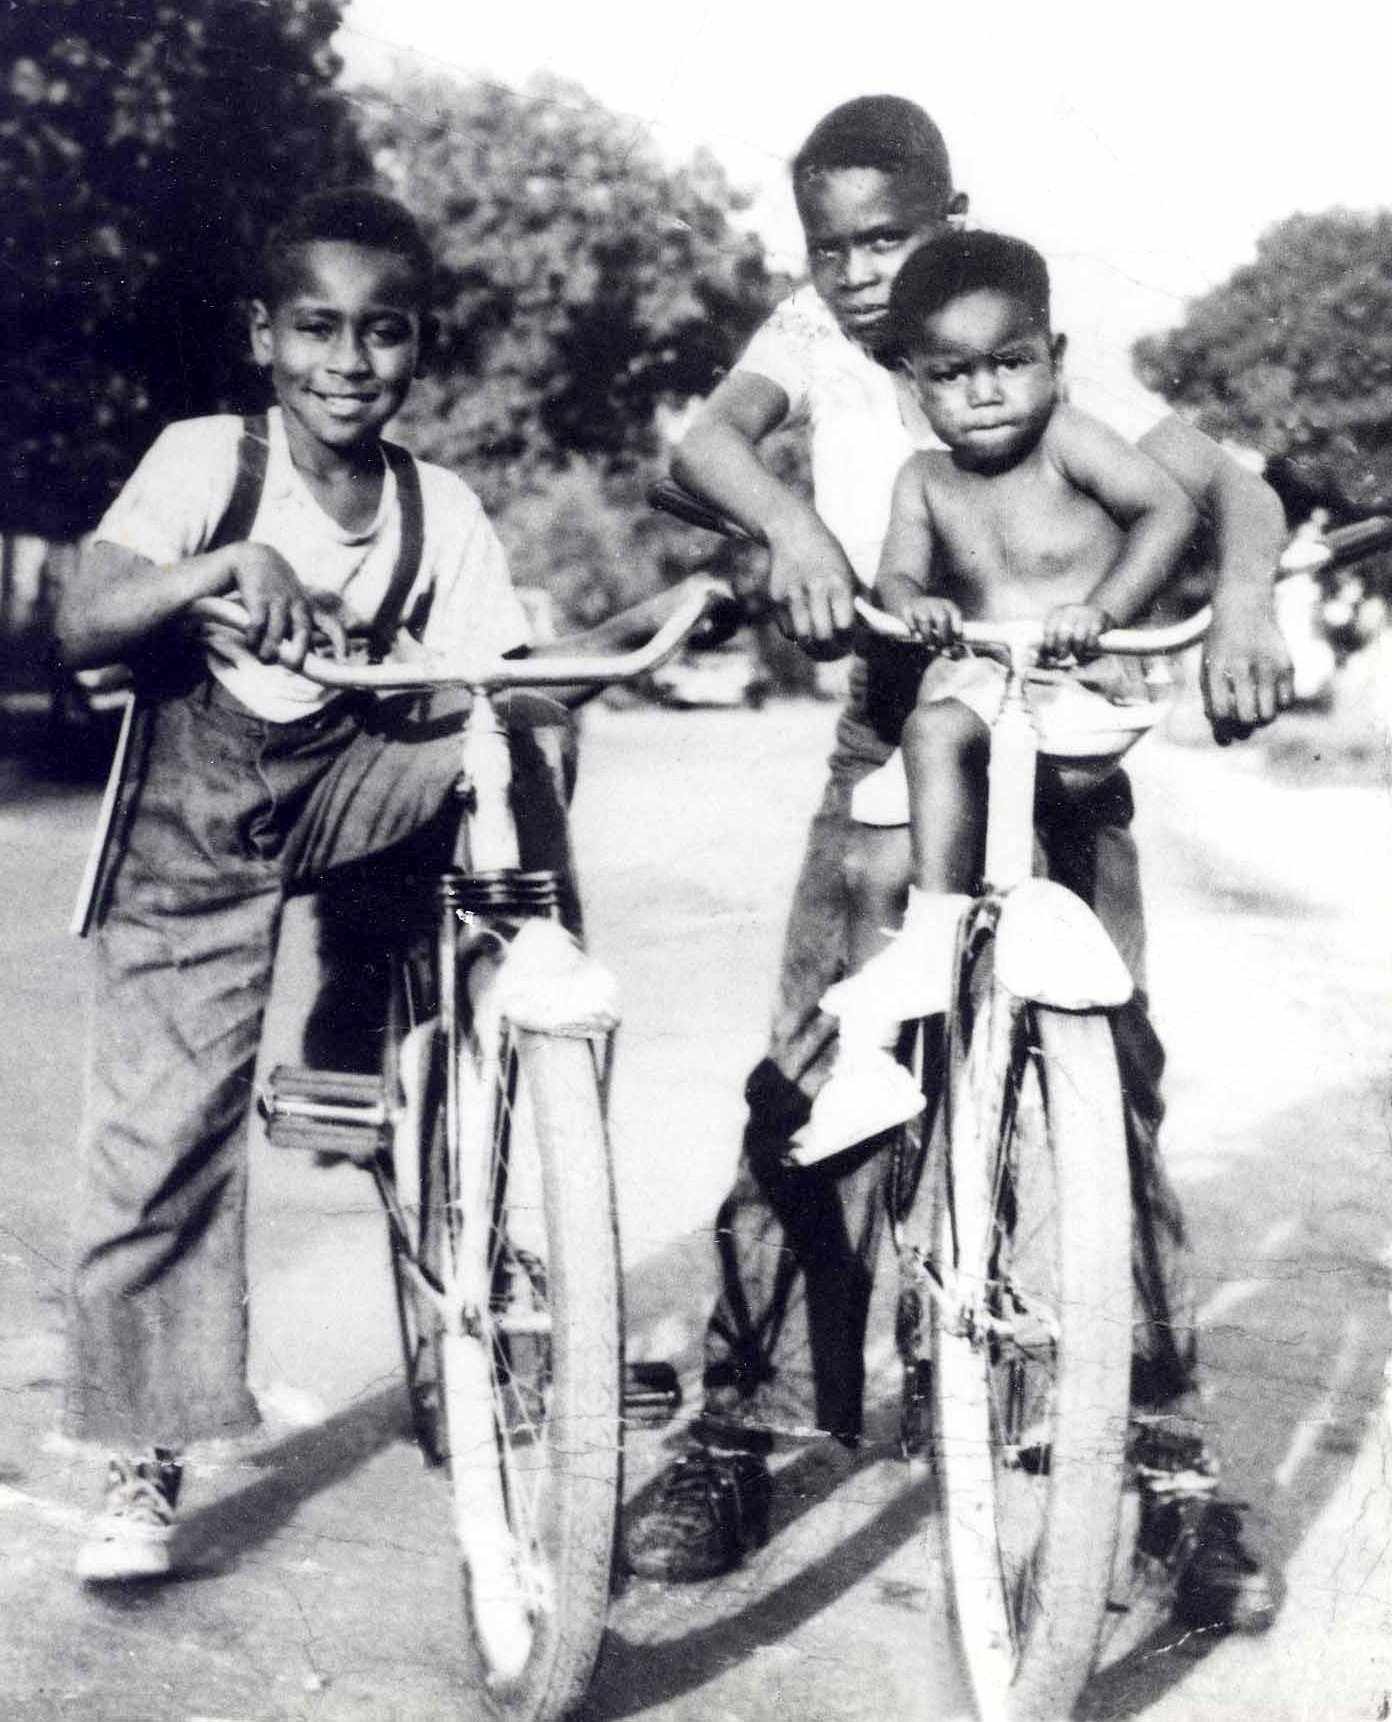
913, 415, 1123, 621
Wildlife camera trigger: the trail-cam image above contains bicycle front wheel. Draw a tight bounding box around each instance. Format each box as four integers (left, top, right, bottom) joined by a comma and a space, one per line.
931, 964, 1132, 1722
417, 962, 622, 1722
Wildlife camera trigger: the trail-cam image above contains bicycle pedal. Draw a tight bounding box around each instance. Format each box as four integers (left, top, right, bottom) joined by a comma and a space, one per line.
899, 1359, 933, 1459
260, 1065, 391, 1165
622, 1361, 682, 1426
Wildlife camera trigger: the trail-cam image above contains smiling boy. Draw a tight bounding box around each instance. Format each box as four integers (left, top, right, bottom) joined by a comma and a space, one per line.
627, 98, 1283, 1633
56, 189, 566, 1583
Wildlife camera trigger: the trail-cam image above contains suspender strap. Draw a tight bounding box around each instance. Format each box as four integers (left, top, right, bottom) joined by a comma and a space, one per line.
208, 412, 270, 552
205, 416, 423, 658
368, 441, 425, 661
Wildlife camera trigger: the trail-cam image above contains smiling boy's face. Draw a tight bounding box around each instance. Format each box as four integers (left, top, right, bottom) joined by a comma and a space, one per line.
796, 167, 952, 356
250, 240, 423, 465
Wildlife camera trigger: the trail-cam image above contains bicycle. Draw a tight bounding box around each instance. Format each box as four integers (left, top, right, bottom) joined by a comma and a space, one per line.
860, 599, 1188, 1722
650, 477, 1392, 1721
169, 575, 730, 1722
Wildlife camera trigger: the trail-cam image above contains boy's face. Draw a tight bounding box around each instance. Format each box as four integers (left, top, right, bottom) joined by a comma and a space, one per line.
250, 241, 423, 461
797, 167, 950, 356
909, 287, 1061, 469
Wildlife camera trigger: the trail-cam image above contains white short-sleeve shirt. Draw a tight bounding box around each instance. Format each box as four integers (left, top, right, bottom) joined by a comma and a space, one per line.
734, 284, 1172, 586
95, 407, 531, 722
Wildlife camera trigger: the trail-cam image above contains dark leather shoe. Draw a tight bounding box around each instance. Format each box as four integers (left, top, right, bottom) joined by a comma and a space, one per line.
1169, 1501, 1278, 1634
624, 1449, 773, 1582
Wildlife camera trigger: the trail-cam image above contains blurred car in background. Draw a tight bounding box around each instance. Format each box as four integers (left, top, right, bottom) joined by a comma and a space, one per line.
1275, 568, 1338, 709
648, 642, 772, 710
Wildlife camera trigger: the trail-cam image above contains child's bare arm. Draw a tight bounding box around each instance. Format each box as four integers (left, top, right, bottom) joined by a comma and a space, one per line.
875, 458, 963, 647
57, 540, 336, 671
672, 372, 856, 654
1047, 404, 1199, 654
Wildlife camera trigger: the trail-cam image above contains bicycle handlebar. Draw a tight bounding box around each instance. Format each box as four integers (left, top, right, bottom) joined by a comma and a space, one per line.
849, 596, 1207, 658
191, 575, 732, 693
647, 477, 1392, 660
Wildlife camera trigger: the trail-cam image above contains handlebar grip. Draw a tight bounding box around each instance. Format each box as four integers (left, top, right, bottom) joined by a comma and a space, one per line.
1313, 514, 1392, 570
648, 479, 761, 544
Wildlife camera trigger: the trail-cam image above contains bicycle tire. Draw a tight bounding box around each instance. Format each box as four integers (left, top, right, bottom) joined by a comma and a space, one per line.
929, 950, 1132, 1722
396, 943, 622, 1722
388, 984, 448, 1467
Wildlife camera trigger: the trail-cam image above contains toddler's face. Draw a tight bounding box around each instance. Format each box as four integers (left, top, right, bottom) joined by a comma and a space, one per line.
909, 287, 1060, 469
251, 241, 422, 461
797, 167, 950, 356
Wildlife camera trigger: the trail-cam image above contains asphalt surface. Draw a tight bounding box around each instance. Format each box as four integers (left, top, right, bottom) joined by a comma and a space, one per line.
1, 673, 1389, 1721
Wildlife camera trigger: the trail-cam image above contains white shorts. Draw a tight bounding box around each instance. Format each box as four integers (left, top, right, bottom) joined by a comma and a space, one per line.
851, 653, 1172, 828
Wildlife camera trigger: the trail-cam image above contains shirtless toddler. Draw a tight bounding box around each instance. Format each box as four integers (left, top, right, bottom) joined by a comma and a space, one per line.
796, 229, 1198, 1161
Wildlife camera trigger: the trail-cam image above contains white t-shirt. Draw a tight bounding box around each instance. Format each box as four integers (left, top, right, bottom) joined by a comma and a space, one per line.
95, 407, 531, 722
734, 284, 1172, 586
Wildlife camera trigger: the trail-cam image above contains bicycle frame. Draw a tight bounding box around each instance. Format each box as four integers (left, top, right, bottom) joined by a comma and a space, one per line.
872, 610, 1174, 1349
250, 572, 729, 1334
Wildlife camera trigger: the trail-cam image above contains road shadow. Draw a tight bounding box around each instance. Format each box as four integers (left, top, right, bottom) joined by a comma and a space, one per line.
604, 1055, 1390, 1721
593, 1426, 935, 1721
1078, 1069, 1391, 1718
173, 1386, 409, 1576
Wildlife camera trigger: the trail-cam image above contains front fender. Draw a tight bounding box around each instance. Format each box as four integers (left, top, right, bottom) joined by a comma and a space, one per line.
994, 878, 1134, 1010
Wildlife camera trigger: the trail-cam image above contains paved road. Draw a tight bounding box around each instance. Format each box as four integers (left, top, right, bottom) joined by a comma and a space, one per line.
1, 683, 1389, 1721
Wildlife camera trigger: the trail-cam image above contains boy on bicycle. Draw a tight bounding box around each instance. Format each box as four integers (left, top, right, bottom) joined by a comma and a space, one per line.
56, 188, 573, 1582
626, 96, 1287, 1633
796, 229, 1197, 1159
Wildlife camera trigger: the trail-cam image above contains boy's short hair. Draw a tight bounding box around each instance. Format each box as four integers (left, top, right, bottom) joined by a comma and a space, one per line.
261, 187, 435, 309
792, 96, 953, 209
889, 229, 1051, 348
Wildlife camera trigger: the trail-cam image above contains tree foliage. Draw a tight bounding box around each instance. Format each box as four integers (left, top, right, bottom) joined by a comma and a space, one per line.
1134, 209, 1392, 514
0, 0, 367, 537
362, 73, 778, 514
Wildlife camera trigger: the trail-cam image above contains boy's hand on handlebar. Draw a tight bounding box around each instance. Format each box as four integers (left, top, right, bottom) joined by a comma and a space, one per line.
308, 605, 350, 663
1202, 594, 1295, 744
767, 524, 857, 658
220, 543, 317, 667
894, 594, 963, 650
1043, 603, 1115, 664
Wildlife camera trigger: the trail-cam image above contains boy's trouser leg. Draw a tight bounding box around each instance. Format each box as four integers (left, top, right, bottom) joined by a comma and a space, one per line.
1038, 774, 1197, 1409
62, 679, 358, 1448
285, 689, 578, 893
66, 884, 279, 1448
67, 683, 578, 1451
288, 690, 581, 1067
700, 687, 897, 1446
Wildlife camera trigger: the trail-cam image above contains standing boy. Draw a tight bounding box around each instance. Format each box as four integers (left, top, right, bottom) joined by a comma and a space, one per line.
57, 189, 566, 1582
625, 97, 1287, 1634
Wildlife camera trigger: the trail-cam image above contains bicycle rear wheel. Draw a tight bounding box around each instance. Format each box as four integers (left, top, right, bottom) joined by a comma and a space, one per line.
402, 948, 622, 1722
930, 948, 1132, 1722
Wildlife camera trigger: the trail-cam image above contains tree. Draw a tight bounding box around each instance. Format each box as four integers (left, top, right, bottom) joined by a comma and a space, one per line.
0, 0, 367, 537
1134, 209, 1392, 515
356, 71, 781, 624
362, 73, 778, 512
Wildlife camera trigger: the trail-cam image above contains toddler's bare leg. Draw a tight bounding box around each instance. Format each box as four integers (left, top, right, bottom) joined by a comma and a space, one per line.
842, 825, 912, 972
900, 695, 990, 894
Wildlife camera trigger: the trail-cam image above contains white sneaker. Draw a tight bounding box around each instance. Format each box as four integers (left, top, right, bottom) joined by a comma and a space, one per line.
75, 1449, 182, 1583
789, 1048, 925, 1167
495, 919, 621, 1036
822, 890, 972, 1025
